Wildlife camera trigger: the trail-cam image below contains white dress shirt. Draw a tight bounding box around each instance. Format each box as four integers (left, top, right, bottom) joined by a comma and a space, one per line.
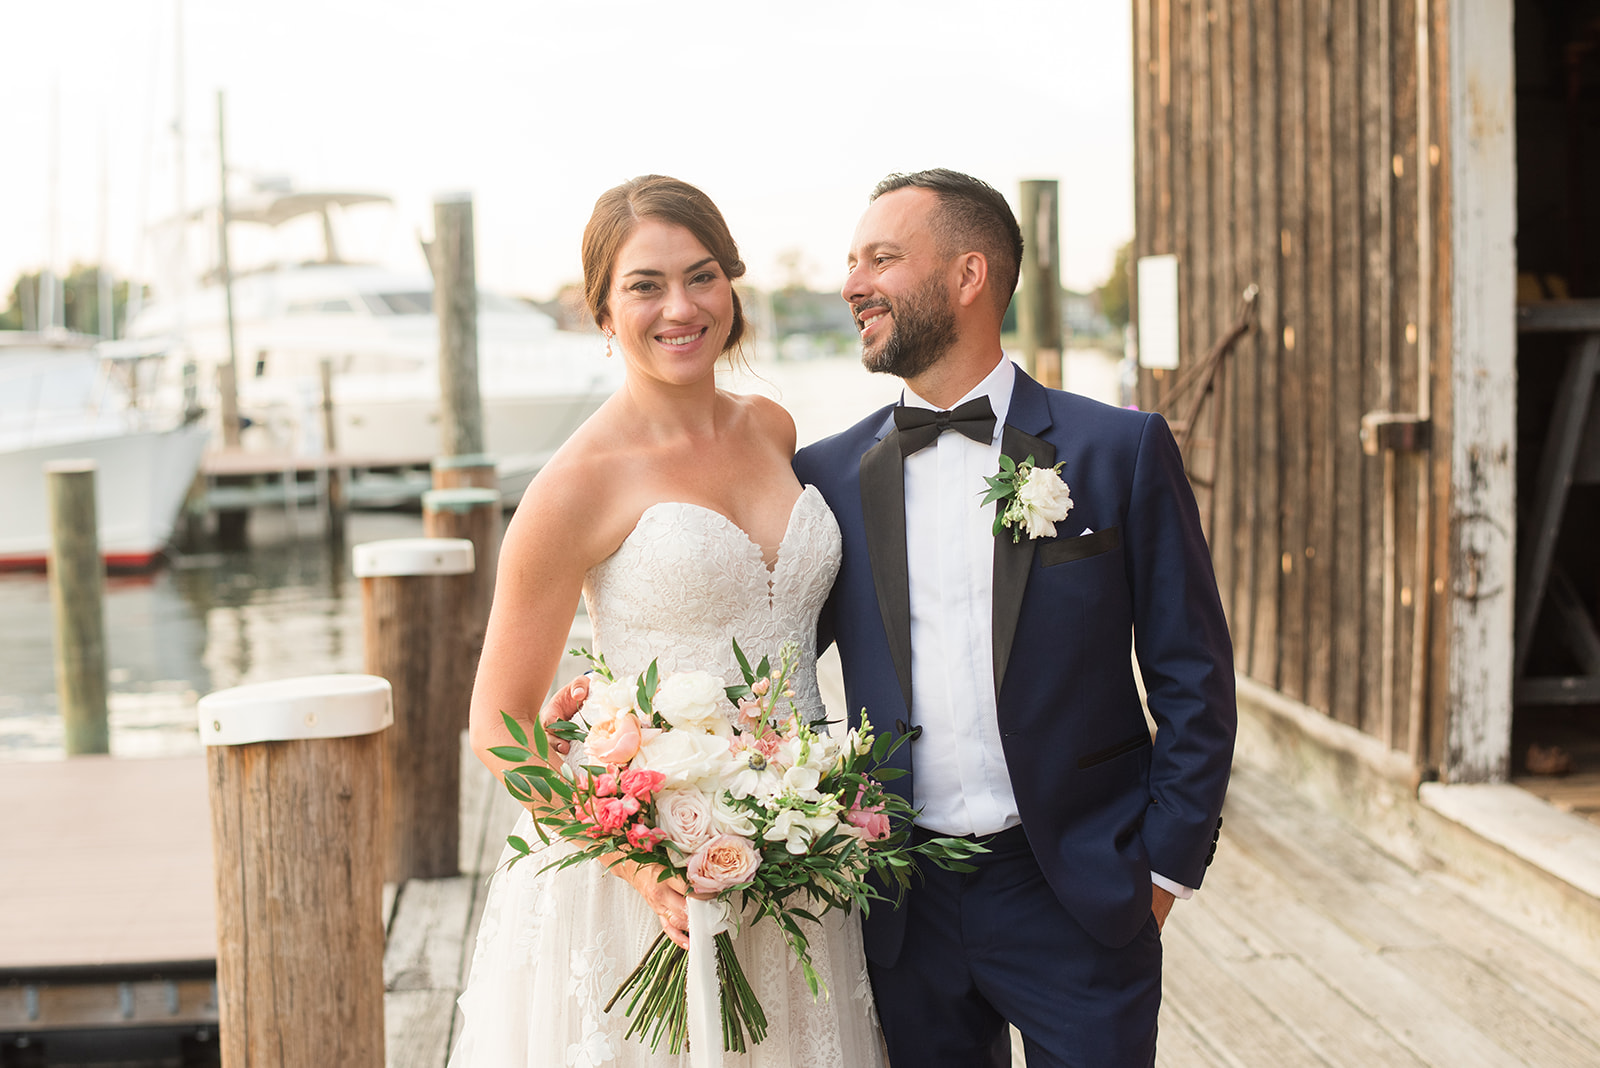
903, 357, 1019, 837
900, 357, 1193, 899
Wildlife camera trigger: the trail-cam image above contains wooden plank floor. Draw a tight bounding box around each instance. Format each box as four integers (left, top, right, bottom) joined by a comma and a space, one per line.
0, 754, 215, 970
7, 696, 1593, 1063
1157, 764, 1600, 1067
389, 755, 1600, 1068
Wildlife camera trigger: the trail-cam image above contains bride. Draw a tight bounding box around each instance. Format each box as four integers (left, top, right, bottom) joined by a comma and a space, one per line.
448, 176, 885, 1067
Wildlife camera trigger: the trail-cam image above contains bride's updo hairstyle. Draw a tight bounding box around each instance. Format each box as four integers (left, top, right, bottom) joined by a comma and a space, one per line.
582, 175, 748, 354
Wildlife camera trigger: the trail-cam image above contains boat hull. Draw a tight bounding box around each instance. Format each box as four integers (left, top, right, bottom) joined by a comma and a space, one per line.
0, 424, 212, 570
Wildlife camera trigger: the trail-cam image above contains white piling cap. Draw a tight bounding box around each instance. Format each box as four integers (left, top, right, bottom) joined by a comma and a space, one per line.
199, 674, 393, 746
351, 537, 474, 577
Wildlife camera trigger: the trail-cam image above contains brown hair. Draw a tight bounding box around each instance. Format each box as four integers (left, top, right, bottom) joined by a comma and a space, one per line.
871, 169, 1023, 315
581, 175, 747, 352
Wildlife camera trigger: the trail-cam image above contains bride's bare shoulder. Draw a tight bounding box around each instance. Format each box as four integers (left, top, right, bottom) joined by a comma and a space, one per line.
502, 406, 637, 568
725, 391, 797, 456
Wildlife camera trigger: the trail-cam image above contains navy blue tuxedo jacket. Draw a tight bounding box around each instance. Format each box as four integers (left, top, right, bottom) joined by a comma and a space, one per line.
793, 368, 1236, 963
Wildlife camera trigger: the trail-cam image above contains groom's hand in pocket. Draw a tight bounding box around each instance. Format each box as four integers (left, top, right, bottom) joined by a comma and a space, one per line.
539, 675, 590, 755
1152, 885, 1176, 931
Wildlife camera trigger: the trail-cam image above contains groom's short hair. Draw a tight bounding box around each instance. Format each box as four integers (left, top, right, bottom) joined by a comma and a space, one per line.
870, 169, 1023, 314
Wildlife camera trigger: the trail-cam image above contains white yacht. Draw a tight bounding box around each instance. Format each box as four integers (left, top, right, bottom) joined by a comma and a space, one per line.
126, 189, 620, 498
0, 332, 209, 569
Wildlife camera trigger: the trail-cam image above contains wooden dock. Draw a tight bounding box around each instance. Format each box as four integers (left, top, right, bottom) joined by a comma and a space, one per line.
5, 749, 1599, 1065
198, 450, 436, 513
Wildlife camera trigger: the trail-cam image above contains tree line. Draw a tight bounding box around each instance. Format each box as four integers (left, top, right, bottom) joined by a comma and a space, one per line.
0, 265, 140, 336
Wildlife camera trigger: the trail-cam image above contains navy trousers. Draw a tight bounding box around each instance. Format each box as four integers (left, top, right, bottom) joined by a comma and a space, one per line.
867, 827, 1162, 1068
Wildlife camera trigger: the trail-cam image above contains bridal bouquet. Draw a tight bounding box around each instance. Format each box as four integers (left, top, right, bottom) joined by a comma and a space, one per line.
489, 641, 983, 1058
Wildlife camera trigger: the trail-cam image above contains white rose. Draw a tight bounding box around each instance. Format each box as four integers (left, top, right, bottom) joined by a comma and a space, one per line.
583, 677, 638, 725
634, 730, 731, 789
653, 670, 732, 736
655, 787, 717, 853
1017, 467, 1073, 539
711, 793, 758, 837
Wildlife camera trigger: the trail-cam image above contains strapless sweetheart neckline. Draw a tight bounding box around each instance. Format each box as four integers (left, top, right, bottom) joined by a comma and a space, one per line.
630, 484, 821, 574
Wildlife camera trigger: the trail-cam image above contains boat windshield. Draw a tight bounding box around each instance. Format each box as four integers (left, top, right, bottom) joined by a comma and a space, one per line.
359, 291, 542, 316
363, 291, 433, 315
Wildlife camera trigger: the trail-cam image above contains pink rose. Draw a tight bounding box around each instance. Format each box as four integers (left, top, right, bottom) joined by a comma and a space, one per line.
686, 834, 762, 893
587, 712, 643, 765
594, 770, 619, 797
844, 790, 891, 842
627, 822, 667, 850
619, 768, 666, 802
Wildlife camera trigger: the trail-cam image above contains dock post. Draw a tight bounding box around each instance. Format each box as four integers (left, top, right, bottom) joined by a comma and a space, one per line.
434, 192, 484, 459
1019, 178, 1063, 389
45, 460, 109, 755
423, 486, 500, 648
353, 538, 476, 881
319, 356, 347, 541
199, 674, 391, 1068
432, 451, 497, 492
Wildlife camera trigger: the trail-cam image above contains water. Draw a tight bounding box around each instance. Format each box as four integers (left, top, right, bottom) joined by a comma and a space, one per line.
0, 508, 427, 761
0, 352, 1122, 763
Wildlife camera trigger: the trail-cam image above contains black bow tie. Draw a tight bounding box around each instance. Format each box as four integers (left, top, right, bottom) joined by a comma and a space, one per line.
892, 396, 997, 457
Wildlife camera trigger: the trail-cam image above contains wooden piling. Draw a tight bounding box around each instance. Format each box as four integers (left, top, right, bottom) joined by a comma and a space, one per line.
433, 193, 484, 458
199, 674, 392, 1068
423, 486, 500, 641
431, 451, 497, 492
354, 538, 476, 882
1019, 179, 1063, 389
45, 460, 109, 755
319, 356, 347, 537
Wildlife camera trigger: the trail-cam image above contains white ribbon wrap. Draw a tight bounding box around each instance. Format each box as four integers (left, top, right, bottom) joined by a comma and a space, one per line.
686, 896, 736, 1068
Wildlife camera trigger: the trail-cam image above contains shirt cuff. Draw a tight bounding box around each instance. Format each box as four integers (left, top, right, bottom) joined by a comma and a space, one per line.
1151, 871, 1194, 900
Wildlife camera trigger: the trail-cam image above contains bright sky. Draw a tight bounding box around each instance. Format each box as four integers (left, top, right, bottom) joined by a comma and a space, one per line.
2, 0, 1134, 304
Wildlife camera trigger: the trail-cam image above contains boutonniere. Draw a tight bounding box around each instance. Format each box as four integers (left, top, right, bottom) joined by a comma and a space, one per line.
981, 455, 1073, 542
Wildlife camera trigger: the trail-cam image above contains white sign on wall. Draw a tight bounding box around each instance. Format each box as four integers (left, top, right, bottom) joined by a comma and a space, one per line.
1136, 254, 1181, 370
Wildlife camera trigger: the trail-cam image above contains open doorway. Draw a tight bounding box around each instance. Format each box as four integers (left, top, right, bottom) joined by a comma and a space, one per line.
1512, 0, 1600, 825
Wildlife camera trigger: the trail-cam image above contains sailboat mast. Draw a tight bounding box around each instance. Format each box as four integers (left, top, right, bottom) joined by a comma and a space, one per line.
215, 90, 241, 449
99, 121, 113, 340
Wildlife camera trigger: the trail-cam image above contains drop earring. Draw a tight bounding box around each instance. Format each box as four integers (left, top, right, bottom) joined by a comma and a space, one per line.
603, 331, 614, 358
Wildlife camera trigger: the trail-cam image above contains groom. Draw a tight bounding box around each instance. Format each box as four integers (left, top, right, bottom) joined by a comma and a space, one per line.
792, 169, 1236, 1067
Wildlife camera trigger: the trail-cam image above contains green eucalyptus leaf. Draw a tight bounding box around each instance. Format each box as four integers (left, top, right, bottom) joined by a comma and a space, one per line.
500, 710, 529, 748
531, 713, 550, 761
733, 639, 755, 684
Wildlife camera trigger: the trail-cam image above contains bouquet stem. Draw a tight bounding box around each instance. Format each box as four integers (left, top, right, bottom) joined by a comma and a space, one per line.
604, 931, 768, 1054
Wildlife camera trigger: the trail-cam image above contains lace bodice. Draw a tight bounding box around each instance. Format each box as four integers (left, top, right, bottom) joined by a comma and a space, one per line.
582, 485, 841, 722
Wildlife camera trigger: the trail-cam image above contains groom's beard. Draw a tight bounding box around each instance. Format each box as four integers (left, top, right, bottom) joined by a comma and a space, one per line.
857, 275, 958, 380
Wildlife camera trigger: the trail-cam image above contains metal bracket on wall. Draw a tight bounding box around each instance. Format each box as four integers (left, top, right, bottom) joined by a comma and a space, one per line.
1360, 412, 1432, 454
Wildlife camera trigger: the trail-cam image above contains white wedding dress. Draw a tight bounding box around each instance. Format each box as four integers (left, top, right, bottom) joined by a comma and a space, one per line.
448, 485, 886, 1068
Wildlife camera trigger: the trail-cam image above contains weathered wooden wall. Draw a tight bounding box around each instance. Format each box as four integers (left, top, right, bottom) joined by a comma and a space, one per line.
1132, 0, 1458, 771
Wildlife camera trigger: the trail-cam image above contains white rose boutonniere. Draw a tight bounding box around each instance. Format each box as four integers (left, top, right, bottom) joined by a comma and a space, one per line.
981, 454, 1073, 542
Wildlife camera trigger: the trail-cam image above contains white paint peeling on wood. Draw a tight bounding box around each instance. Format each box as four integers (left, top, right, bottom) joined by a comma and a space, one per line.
1446, 0, 1517, 783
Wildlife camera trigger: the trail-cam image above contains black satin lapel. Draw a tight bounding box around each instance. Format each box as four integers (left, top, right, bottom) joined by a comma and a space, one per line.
992, 425, 1056, 698
860, 433, 914, 715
